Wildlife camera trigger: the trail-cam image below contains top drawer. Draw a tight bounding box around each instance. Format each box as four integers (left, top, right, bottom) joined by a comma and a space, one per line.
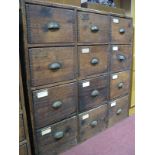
26, 4, 75, 44
111, 17, 133, 44
78, 12, 110, 43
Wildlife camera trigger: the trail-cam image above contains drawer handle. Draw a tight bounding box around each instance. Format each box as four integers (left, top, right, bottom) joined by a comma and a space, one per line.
91, 25, 99, 32
116, 108, 122, 115
118, 54, 126, 62
48, 22, 60, 31
91, 90, 99, 97
54, 131, 64, 140
91, 58, 99, 65
117, 82, 124, 89
48, 62, 61, 71
52, 101, 62, 109
90, 120, 98, 128
119, 28, 125, 34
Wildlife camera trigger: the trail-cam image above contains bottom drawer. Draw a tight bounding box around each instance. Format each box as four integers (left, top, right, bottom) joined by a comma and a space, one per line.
79, 104, 108, 142
108, 95, 129, 127
19, 144, 28, 155
36, 116, 77, 155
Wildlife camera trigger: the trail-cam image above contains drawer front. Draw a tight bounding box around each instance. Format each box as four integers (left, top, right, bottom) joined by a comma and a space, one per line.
111, 17, 133, 44
78, 45, 109, 78
37, 116, 77, 155
79, 104, 108, 142
29, 47, 76, 86
108, 95, 129, 127
19, 144, 28, 155
33, 82, 77, 129
110, 71, 130, 99
111, 45, 132, 72
26, 4, 75, 44
19, 114, 25, 142
79, 75, 108, 112
78, 12, 110, 43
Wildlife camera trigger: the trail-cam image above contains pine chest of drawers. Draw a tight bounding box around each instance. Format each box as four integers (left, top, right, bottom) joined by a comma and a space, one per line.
20, 0, 133, 154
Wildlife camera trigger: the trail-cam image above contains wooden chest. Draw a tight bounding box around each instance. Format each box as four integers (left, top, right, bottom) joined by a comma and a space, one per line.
20, 0, 133, 154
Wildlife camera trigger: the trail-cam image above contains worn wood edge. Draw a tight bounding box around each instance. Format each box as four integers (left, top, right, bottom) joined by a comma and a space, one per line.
28, 43, 132, 48
20, 0, 38, 154
19, 139, 28, 146
19, 64, 32, 155
30, 72, 110, 90
37, 116, 77, 132
35, 112, 77, 130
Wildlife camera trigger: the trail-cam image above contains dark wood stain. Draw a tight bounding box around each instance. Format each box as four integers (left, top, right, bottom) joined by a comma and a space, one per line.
110, 70, 130, 99
110, 45, 132, 72
33, 82, 78, 129
78, 75, 108, 112
78, 45, 109, 78
111, 16, 133, 44
108, 95, 129, 127
78, 11, 110, 43
36, 116, 77, 155
79, 105, 108, 142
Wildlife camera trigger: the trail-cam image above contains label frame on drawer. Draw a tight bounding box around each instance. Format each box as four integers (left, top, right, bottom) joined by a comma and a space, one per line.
36, 89, 48, 99
113, 18, 119, 24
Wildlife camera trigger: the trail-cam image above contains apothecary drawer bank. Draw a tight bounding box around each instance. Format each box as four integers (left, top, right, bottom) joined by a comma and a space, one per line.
20, 0, 133, 154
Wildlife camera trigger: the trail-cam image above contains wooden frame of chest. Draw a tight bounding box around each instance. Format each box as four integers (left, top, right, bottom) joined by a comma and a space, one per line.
20, 0, 133, 154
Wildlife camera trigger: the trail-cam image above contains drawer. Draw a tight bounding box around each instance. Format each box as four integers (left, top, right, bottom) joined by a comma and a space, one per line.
111, 45, 132, 72
19, 114, 25, 142
78, 45, 109, 78
26, 4, 75, 44
37, 116, 77, 155
19, 144, 28, 155
111, 17, 133, 44
108, 95, 129, 127
110, 71, 130, 99
78, 12, 110, 43
33, 82, 77, 129
29, 47, 76, 86
79, 75, 108, 112
79, 104, 108, 142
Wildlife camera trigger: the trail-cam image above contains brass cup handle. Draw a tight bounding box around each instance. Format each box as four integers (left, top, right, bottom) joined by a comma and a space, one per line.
117, 82, 124, 89
91, 58, 99, 65
116, 108, 122, 115
48, 62, 61, 71
119, 28, 125, 34
48, 22, 60, 30
118, 55, 126, 62
52, 101, 62, 109
90, 25, 99, 32
54, 131, 64, 140
90, 120, 98, 128
91, 90, 99, 97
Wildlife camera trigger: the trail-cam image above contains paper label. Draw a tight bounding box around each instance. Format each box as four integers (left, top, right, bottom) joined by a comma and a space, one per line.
112, 74, 118, 80
82, 81, 90, 87
82, 48, 90, 54
112, 46, 118, 51
37, 89, 48, 98
111, 101, 116, 107
82, 114, 89, 120
41, 127, 51, 136
113, 18, 119, 24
